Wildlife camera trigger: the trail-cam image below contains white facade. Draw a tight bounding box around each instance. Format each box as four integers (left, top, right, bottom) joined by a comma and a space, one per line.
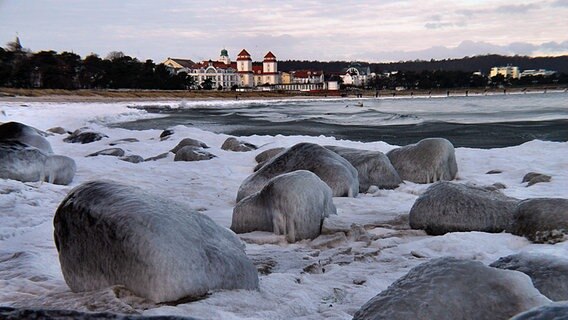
489, 66, 520, 79
291, 70, 324, 84
341, 62, 373, 87
520, 69, 556, 78
237, 49, 254, 87
184, 50, 239, 89
188, 62, 238, 89
262, 51, 279, 85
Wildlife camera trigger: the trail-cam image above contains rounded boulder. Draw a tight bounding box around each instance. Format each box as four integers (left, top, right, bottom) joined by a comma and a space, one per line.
491, 252, 568, 301
353, 257, 550, 320
54, 180, 259, 303
510, 198, 568, 244
409, 181, 519, 235
386, 137, 457, 183
236, 142, 359, 202
325, 145, 402, 191
231, 170, 337, 242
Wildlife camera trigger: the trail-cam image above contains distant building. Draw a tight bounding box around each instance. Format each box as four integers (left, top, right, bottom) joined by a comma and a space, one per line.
341, 62, 373, 87
280, 72, 292, 84
236, 49, 280, 88
290, 70, 324, 84
489, 65, 520, 79
520, 69, 557, 78
272, 69, 329, 91
163, 58, 195, 73
163, 49, 280, 89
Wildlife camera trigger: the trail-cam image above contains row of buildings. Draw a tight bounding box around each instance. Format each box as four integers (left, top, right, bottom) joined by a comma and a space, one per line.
164, 49, 558, 91
489, 65, 557, 79
163, 49, 374, 91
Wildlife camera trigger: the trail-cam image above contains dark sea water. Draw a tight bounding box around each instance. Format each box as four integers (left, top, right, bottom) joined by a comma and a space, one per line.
114, 91, 568, 148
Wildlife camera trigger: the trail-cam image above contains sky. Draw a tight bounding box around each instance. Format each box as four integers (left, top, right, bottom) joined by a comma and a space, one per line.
1, 0, 567, 63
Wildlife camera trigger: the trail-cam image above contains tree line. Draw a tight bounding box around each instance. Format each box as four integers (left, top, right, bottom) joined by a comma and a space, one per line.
279, 55, 568, 74
0, 41, 193, 90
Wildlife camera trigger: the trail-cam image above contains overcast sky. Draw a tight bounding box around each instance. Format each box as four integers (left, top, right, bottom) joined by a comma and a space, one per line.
1, 0, 567, 63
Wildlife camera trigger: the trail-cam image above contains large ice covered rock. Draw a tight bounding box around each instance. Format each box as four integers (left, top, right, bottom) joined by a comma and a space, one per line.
325, 145, 402, 191
510, 303, 568, 320
409, 181, 519, 235
231, 170, 337, 242
54, 180, 259, 303
0, 121, 53, 154
353, 257, 550, 320
0, 141, 76, 185
491, 252, 568, 301
237, 142, 359, 201
386, 137, 457, 183
510, 198, 568, 244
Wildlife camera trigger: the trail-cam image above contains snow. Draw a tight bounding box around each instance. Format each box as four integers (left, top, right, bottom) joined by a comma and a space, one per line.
1, 100, 567, 319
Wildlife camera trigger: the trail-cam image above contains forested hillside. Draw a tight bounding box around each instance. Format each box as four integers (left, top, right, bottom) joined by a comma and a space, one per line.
279, 55, 568, 74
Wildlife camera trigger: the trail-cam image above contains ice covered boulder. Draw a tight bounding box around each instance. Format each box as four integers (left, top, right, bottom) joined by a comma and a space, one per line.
254, 147, 286, 171
86, 147, 125, 157
325, 145, 402, 191
510, 303, 568, 320
159, 129, 174, 140
353, 257, 550, 320
490, 253, 568, 301
119, 155, 144, 163
47, 126, 69, 135
522, 172, 552, 187
231, 170, 337, 242
54, 180, 259, 303
237, 143, 359, 202
221, 137, 257, 152
170, 138, 209, 153
64, 128, 108, 144
510, 198, 568, 244
386, 137, 457, 183
255, 147, 286, 163
0, 121, 53, 153
109, 138, 139, 146
0, 141, 76, 185
174, 146, 216, 162
409, 181, 519, 235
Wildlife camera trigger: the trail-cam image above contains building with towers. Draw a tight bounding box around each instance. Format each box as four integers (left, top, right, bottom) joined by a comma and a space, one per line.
236, 49, 254, 87
164, 48, 280, 90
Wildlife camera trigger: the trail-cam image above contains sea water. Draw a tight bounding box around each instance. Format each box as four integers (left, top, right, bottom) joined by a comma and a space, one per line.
115, 91, 568, 148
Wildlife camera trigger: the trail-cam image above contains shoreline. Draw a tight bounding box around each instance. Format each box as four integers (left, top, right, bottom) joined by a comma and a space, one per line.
0, 86, 566, 103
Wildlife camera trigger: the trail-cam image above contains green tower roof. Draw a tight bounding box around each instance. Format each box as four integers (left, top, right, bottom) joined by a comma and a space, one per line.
220, 49, 228, 57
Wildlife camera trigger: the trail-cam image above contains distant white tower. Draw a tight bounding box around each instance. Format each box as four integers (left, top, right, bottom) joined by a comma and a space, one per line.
237, 49, 253, 87
262, 51, 279, 85
218, 48, 230, 65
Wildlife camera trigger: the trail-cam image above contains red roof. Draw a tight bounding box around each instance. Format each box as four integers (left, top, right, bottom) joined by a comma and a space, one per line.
264, 51, 276, 60
237, 49, 252, 61
293, 70, 323, 78
193, 61, 236, 70
252, 65, 263, 74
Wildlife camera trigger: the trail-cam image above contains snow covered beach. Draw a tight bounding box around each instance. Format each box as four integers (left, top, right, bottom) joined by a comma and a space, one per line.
1, 98, 567, 319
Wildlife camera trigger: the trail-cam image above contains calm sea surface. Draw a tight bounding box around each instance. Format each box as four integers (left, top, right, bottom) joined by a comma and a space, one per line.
115, 91, 568, 148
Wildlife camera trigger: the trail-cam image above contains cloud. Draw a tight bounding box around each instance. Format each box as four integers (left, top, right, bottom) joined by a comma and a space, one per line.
551, 0, 568, 7
495, 3, 540, 13
367, 40, 568, 62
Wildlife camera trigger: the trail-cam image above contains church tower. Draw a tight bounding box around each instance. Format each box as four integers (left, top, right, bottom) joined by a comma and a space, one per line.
237, 49, 253, 87
218, 48, 230, 65
263, 51, 279, 85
